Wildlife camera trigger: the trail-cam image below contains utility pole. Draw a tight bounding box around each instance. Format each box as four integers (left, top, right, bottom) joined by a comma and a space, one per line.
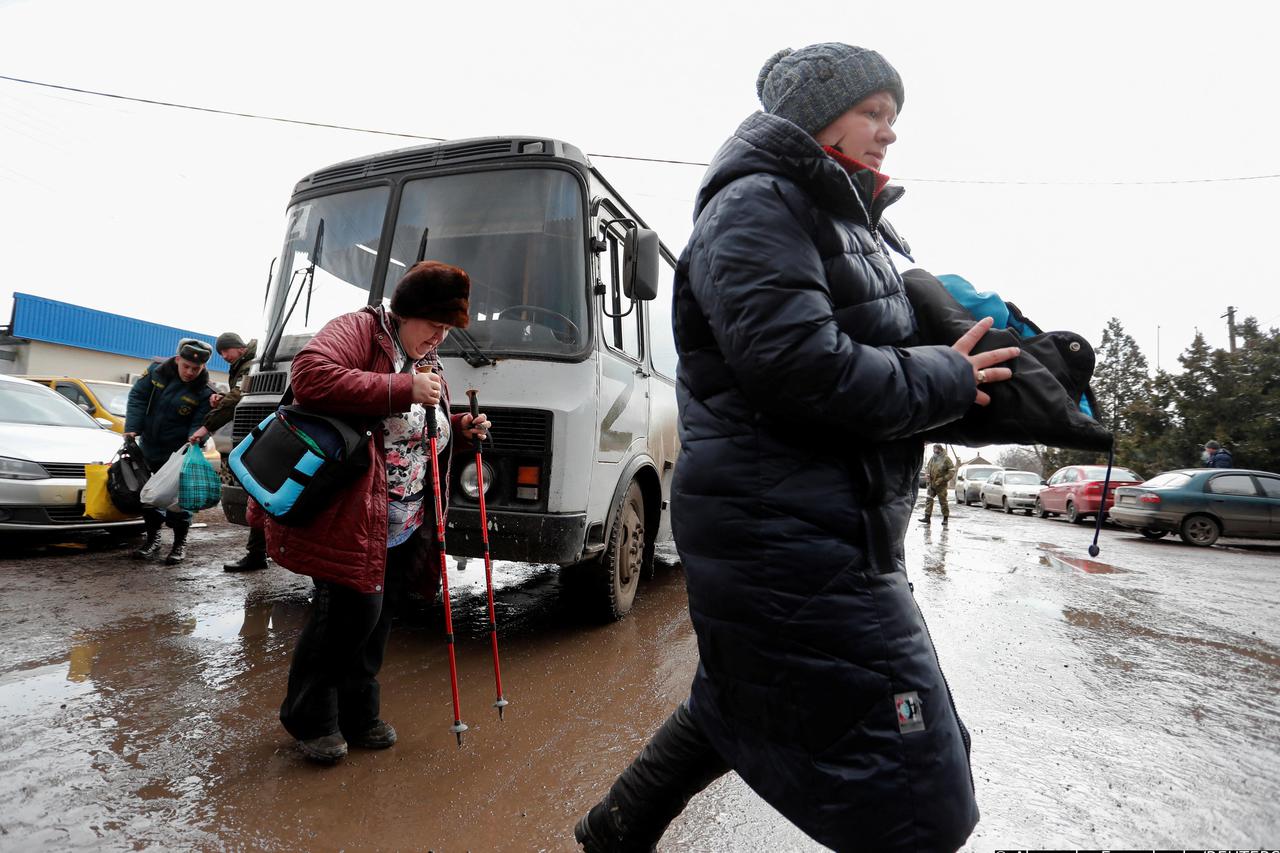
1222, 306, 1238, 353
1156, 325, 1160, 372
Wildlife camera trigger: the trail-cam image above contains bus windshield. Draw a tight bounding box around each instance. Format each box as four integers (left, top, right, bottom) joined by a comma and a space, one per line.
262, 185, 391, 365
385, 168, 587, 358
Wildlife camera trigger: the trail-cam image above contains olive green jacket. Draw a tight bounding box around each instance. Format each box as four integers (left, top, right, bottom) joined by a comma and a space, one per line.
925, 452, 955, 494
203, 339, 257, 432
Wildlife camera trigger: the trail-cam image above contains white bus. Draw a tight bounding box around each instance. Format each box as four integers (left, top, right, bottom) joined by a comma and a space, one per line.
224, 137, 680, 619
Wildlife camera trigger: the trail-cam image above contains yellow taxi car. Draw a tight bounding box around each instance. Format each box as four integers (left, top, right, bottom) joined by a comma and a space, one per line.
20, 376, 130, 432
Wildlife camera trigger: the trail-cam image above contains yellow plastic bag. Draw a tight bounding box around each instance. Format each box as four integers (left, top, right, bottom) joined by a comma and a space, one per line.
85, 463, 134, 521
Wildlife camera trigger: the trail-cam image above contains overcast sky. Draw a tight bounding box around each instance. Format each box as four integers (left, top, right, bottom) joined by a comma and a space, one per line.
2, 0, 1278, 375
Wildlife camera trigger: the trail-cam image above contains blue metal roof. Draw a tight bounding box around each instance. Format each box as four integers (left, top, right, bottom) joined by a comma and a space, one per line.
10, 292, 231, 373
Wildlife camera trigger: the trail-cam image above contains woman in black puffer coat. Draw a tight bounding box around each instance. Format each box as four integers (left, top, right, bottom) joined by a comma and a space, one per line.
577, 44, 1020, 853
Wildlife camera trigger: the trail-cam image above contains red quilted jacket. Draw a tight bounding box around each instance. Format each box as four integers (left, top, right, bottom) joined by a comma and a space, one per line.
250, 306, 469, 594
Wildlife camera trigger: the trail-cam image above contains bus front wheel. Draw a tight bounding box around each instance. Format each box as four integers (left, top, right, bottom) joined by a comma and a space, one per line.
571, 481, 647, 621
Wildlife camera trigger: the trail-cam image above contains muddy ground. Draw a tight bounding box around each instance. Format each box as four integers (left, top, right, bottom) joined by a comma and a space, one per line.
1, 501, 1277, 851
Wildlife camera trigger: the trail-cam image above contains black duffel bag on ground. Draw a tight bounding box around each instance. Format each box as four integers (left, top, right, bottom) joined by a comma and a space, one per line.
228, 400, 374, 527
107, 436, 152, 514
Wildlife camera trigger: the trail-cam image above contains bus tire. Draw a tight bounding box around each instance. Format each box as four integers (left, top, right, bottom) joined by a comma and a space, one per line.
575, 480, 647, 621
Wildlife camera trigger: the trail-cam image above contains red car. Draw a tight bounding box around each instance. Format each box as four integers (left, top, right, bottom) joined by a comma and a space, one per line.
1035, 464, 1143, 524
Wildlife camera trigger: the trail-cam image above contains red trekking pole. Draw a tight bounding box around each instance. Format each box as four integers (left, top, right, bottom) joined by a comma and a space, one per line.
467, 389, 508, 720
423, 367, 468, 746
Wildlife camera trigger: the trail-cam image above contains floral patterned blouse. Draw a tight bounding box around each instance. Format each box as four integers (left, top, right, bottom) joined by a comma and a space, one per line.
383, 347, 449, 547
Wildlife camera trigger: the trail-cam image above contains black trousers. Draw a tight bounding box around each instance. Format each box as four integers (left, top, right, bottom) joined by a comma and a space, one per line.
279, 537, 412, 741
246, 525, 266, 557
587, 701, 731, 849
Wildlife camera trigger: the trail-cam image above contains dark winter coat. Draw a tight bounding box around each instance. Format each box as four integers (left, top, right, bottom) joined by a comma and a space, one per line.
125, 358, 213, 465
1208, 448, 1234, 468
251, 307, 469, 595
673, 111, 980, 851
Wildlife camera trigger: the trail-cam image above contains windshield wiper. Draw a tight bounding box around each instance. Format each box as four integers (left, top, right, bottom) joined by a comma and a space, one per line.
442, 331, 495, 367
262, 219, 324, 369
413, 225, 493, 367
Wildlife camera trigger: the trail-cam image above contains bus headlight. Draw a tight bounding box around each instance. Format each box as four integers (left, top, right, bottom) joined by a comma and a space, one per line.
460, 460, 494, 499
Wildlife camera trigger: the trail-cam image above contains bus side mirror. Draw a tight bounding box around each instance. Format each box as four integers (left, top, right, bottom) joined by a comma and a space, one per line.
622, 227, 660, 301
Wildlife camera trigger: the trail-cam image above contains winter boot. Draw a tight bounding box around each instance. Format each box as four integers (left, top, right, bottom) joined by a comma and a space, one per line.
344, 720, 397, 749
224, 527, 267, 572
164, 520, 190, 565
297, 732, 348, 764
574, 703, 729, 852
131, 515, 163, 560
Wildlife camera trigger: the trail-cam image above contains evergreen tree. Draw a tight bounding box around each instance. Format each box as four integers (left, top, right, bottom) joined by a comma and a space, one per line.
1092, 318, 1152, 435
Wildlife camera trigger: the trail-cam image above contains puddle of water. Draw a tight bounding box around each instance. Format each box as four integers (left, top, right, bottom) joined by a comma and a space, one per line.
0, 662, 96, 718
1039, 546, 1127, 574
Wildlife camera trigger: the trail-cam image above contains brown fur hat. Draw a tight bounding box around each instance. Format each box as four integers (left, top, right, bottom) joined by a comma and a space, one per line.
390, 260, 471, 328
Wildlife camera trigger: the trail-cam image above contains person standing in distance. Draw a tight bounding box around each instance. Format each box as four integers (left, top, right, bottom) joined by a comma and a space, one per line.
575, 43, 1019, 852
1203, 439, 1233, 468
921, 443, 956, 525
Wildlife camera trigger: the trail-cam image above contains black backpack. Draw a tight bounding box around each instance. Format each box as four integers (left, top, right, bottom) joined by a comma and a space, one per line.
107, 437, 152, 514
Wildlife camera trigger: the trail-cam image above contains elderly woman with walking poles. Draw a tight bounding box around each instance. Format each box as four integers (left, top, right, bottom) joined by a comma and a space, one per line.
575, 43, 1021, 851
250, 260, 491, 764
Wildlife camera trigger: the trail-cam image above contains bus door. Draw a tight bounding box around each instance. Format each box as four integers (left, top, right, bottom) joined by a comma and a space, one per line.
595, 205, 650, 462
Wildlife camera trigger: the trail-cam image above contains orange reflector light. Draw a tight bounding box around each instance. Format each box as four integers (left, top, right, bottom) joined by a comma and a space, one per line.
517, 466, 540, 486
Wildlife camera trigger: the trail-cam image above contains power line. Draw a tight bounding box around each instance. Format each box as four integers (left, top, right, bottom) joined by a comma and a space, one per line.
0, 73, 446, 142
5, 72, 1280, 185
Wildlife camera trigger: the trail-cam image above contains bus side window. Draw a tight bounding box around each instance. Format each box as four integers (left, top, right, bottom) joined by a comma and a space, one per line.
648, 256, 678, 379
602, 228, 642, 363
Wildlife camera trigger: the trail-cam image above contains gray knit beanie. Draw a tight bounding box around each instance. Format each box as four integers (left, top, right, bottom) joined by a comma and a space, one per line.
215, 331, 245, 352
757, 43, 904, 137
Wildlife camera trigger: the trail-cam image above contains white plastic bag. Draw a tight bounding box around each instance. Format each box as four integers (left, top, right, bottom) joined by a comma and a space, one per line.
139, 447, 185, 511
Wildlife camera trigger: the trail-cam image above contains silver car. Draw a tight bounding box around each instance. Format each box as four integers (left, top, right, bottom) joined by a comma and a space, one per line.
0, 374, 142, 532
953, 464, 1004, 506
979, 469, 1045, 515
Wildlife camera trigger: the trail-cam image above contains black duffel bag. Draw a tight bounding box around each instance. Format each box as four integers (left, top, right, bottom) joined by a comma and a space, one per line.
107, 436, 152, 514
901, 268, 1113, 452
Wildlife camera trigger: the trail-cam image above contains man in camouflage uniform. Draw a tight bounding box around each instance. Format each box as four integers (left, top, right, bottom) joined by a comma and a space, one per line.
189, 332, 264, 571
920, 444, 955, 526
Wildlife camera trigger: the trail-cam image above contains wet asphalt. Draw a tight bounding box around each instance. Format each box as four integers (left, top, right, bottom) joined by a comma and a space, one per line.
0, 499, 1276, 851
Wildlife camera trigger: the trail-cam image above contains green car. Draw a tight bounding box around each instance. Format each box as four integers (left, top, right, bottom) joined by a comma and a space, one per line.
1110, 468, 1280, 547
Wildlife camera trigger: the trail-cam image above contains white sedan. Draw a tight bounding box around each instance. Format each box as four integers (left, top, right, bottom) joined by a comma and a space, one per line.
979, 469, 1046, 515
0, 374, 141, 532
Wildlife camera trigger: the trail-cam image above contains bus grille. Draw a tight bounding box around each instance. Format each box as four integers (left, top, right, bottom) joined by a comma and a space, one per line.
249, 370, 288, 396
451, 406, 552, 454
232, 404, 280, 447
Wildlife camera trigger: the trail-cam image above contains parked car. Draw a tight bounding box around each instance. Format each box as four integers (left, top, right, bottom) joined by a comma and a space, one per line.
19, 376, 131, 432
1035, 464, 1144, 524
0, 374, 143, 532
1111, 469, 1280, 546
26, 374, 224, 473
979, 470, 1045, 514
954, 464, 1003, 505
